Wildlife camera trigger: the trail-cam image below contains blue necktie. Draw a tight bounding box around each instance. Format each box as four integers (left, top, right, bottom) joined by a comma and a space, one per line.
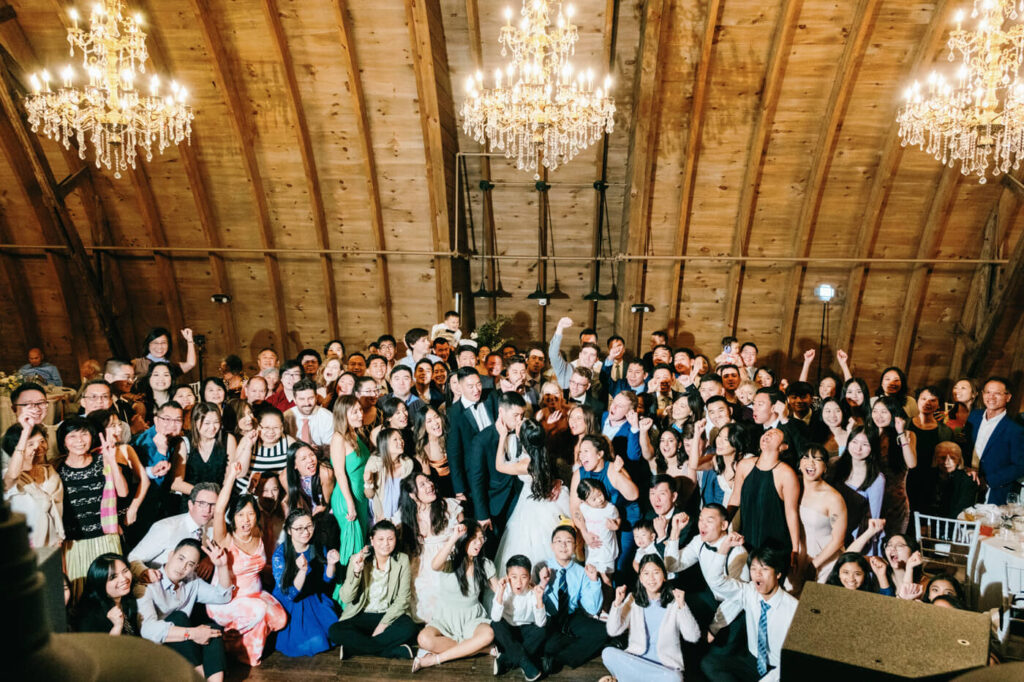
757, 600, 771, 677
556, 568, 569, 615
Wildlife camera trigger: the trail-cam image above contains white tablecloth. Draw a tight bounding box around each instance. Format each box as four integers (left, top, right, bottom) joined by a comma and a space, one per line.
971, 535, 1024, 610
0, 388, 75, 434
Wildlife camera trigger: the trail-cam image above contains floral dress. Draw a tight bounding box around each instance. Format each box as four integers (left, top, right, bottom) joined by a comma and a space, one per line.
206, 539, 287, 666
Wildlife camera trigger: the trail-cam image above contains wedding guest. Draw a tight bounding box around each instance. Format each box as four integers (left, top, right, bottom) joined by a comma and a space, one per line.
365, 427, 417, 523
602, 555, 700, 682
128, 483, 219, 584
232, 404, 294, 494
824, 552, 879, 593
172, 403, 233, 502
138, 538, 233, 681
20, 347, 63, 386
329, 395, 371, 566
413, 519, 498, 671
271, 509, 341, 657
2, 418, 64, 548
279, 441, 335, 516
826, 426, 885, 555
925, 441, 979, 518
491, 555, 548, 680
284, 379, 334, 455
413, 404, 453, 498
965, 377, 1024, 504
201, 378, 237, 434
75, 553, 138, 635
796, 445, 846, 584
329, 520, 419, 660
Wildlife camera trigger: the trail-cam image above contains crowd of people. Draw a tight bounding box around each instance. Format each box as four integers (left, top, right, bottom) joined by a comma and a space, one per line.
3, 311, 1023, 681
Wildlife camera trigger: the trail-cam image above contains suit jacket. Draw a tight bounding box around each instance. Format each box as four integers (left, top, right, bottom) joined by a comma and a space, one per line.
466, 424, 523, 523
337, 552, 412, 628
965, 409, 1024, 505
563, 389, 604, 416
446, 397, 496, 496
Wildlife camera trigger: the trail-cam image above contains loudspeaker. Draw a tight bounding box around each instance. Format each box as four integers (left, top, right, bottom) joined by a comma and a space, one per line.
781, 582, 989, 680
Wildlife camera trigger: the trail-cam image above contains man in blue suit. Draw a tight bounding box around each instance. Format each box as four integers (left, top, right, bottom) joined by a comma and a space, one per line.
965, 377, 1024, 505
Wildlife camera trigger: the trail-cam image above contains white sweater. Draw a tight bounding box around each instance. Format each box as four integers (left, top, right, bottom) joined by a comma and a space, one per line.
605, 594, 700, 671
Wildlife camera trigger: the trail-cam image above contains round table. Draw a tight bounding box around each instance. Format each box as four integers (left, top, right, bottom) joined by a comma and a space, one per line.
971, 534, 1024, 611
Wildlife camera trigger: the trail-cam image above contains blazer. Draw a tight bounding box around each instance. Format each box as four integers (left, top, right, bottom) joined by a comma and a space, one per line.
563, 389, 604, 417
965, 409, 1024, 505
337, 552, 412, 629
606, 594, 700, 672
466, 424, 523, 522
446, 395, 496, 496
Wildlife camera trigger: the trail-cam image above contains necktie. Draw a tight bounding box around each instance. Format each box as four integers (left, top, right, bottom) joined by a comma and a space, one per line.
193, 525, 203, 540
757, 600, 771, 677
556, 568, 569, 624
300, 417, 312, 444
612, 362, 622, 382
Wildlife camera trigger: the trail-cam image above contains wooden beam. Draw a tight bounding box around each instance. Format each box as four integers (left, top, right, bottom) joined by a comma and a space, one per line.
891, 165, 960, 369
723, 0, 803, 334
616, 0, 671, 350
406, 0, 458, 322
0, 64, 125, 361
136, 0, 238, 353
55, 165, 88, 199
0, 5, 14, 24
333, 0, 393, 334
834, 0, 955, 355
777, 0, 880, 360
189, 0, 289, 355
668, 0, 722, 339
0, 205, 42, 348
262, 0, 338, 340
129, 161, 186, 334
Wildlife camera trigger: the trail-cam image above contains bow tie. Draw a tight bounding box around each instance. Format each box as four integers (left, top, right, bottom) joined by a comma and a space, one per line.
703, 542, 718, 553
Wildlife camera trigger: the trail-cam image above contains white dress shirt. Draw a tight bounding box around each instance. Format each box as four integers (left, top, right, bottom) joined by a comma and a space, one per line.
665, 535, 749, 605
972, 409, 1006, 469
285, 405, 335, 447
461, 397, 491, 430
128, 512, 211, 577
491, 589, 548, 627
707, 553, 797, 682
138, 575, 233, 643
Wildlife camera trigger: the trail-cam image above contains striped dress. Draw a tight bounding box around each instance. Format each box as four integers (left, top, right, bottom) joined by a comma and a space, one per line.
236, 436, 294, 493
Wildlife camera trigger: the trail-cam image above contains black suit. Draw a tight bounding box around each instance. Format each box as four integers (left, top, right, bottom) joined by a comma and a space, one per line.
562, 390, 603, 416
446, 397, 496, 498
466, 425, 523, 539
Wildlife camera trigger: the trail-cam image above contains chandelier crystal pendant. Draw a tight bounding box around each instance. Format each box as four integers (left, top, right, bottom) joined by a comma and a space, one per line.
23, 0, 193, 178
897, 0, 1024, 183
460, 0, 615, 176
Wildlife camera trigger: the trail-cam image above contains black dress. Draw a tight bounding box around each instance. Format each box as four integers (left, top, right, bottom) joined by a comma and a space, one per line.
182, 440, 228, 511
739, 461, 791, 554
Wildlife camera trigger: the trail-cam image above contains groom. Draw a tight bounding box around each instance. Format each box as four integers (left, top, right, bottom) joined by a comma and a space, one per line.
467, 391, 527, 556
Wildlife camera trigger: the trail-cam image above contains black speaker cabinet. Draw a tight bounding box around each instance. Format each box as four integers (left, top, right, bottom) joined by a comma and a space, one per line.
781, 582, 989, 680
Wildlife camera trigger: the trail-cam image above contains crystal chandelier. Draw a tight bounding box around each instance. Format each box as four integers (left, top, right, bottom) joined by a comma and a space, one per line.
24, 0, 193, 178
897, 0, 1024, 183
460, 0, 615, 176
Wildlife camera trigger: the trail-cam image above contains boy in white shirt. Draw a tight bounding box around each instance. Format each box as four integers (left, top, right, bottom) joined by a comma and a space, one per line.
491, 555, 548, 681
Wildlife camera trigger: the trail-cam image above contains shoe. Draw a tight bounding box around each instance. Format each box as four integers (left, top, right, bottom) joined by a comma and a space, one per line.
521, 659, 542, 681
392, 644, 414, 660
493, 654, 513, 676
338, 645, 344, 661
540, 655, 559, 677
412, 652, 441, 673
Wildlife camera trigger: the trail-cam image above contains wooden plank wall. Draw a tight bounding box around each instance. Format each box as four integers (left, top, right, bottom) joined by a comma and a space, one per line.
0, 0, 1019, 396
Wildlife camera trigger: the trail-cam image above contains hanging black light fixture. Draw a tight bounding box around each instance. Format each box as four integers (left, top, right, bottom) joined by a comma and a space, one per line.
471, 177, 493, 298
584, 180, 618, 301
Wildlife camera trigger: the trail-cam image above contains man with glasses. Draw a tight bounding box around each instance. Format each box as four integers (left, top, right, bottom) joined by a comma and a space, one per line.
966, 376, 1024, 504
377, 334, 398, 371
132, 401, 188, 539
78, 379, 132, 443
3, 384, 52, 463
129, 482, 221, 588
266, 360, 303, 412
564, 367, 602, 415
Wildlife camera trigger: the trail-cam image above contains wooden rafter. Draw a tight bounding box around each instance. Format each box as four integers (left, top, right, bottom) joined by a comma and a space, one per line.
668, 0, 722, 339
777, 0, 880, 359
723, 0, 803, 334
333, 0, 393, 334
0, 61, 126, 361
189, 0, 289, 355
406, 0, 457, 322
834, 0, 955, 354
615, 0, 669, 350
0, 205, 42, 348
136, 0, 238, 353
263, 0, 339, 339
891, 165, 960, 369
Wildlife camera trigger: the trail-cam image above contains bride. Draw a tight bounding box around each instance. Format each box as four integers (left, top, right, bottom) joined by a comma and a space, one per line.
494, 419, 571, 574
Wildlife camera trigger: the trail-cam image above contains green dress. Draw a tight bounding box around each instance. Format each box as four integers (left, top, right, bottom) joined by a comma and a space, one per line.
330, 436, 370, 566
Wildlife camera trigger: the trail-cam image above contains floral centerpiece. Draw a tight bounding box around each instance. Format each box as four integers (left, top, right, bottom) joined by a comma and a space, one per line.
0, 371, 25, 396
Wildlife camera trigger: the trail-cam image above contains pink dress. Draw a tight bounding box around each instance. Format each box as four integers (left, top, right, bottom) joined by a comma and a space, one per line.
206, 539, 287, 665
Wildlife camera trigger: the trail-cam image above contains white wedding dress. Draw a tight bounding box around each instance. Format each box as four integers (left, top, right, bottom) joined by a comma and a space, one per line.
495, 473, 571, 575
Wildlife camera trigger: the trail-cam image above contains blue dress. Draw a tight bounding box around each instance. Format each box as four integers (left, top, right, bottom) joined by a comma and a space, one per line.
271, 544, 340, 657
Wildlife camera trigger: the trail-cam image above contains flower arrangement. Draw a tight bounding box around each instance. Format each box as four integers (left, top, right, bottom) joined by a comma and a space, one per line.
0, 371, 25, 396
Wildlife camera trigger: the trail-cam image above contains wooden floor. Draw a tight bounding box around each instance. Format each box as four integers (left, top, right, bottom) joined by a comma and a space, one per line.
226, 650, 610, 681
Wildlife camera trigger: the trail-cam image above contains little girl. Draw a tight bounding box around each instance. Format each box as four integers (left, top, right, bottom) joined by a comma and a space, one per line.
577, 479, 619, 585
630, 518, 659, 573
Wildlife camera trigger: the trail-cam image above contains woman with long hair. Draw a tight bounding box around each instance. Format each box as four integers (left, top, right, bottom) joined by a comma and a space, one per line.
868, 396, 917, 535
369, 396, 414, 459
944, 378, 978, 434
824, 553, 879, 593
494, 419, 572, 572
566, 404, 600, 470
171, 403, 234, 502
688, 421, 746, 507
536, 381, 571, 455
201, 377, 238, 434
842, 377, 871, 426
394, 472, 463, 623
413, 519, 498, 672
271, 509, 341, 657
57, 417, 128, 597
279, 440, 335, 516
75, 553, 138, 635
872, 366, 918, 419
412, 404, 453, 498
329, 395, 371, 566
826, 426, 885, 555
797, 445, 847, 585
365, 427, 417, 523
908, 386, 953, 513
315, 355, 344, 408
207, 461, 287, 666
819, 397, 852, 459
134, 363, 177, 429
602, 554, 700, 682
86, 409, 149, 536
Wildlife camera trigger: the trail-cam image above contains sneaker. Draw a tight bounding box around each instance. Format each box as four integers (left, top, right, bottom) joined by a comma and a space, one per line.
338, 645, 344, 661
521, 659, 542, 681
391, 644, 414, 660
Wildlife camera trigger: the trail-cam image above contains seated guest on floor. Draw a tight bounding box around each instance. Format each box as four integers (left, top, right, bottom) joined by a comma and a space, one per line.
491, 554, 548, 680
75, 553, 138, 635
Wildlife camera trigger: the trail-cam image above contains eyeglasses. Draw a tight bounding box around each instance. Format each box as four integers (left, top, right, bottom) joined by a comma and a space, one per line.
192, 500, 216, 510
569, 380, 589, 389
82, 394, 112, 402
291, 524, 314, 533
886, 542, 909, 550
16, 401, 47, 410
156, 415, 183, 424
282, 372, 302, 379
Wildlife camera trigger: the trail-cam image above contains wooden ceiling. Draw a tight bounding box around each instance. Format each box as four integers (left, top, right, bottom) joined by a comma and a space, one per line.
0, 0, 1022, 391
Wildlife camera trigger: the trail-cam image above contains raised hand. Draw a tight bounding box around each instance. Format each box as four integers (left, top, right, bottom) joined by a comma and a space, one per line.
867, 555, 888, 576
905, 551, 923, 570
611, 455, 625, 474
866, 518, 886, 536
719, 532, 744, 554
626, 410, 639, 429
584, 563, 599, 582
778, 378, 789, 393
202, 538, 228, 568
181, 328, 194, 344
547, 409, 563, 425
295, 553, 308, 572
639, 416, 653, 432
496, 576, 508, 602
613, 584, 627, 607
671, 588, 686, 608
350, 546, 369, 573
895, 416, 907, 434
670, 512, 690, 538
556, 317, 573, 333
803, 349, 815, 363
653, 515, 668, 540
537, 566, 551, 587
897, 582, 924, 601
693, 418, 707, 439
836, 349, 849, 365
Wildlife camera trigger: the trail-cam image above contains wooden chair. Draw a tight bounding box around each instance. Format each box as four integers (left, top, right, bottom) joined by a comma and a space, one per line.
913, 512, 980, 604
